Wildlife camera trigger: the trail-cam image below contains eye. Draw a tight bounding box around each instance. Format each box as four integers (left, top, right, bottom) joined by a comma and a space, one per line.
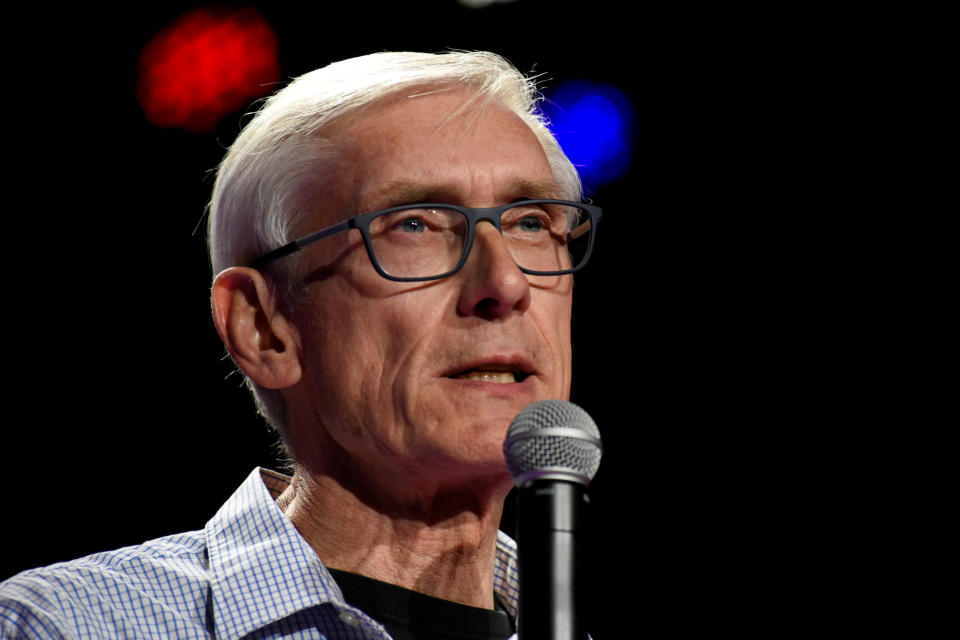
400, 216, 426, 233
518, 216, 545, 232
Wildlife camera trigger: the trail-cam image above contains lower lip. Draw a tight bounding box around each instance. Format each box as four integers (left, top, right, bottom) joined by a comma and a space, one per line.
443, 375, 535, 395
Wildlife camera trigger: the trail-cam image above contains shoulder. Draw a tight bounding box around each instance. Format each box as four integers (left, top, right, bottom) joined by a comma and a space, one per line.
1, 531, 212, 639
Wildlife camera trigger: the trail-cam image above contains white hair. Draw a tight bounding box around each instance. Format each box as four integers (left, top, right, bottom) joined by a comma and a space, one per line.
207, 50, 582, 451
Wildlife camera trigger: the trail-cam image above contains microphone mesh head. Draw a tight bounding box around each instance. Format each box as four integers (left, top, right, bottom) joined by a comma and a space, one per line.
503, 400, 603, 487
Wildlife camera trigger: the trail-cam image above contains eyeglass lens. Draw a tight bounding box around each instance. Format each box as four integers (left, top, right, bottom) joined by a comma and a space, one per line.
366, 203, 592, 279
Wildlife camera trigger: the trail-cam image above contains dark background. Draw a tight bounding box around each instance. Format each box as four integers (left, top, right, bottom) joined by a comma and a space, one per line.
1, 1, 843, 637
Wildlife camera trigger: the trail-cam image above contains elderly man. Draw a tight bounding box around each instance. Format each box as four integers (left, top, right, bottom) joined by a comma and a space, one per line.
0, 51, 601, 639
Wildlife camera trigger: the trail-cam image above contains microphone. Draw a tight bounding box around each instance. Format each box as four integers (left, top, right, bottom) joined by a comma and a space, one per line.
503, 400, 603, 640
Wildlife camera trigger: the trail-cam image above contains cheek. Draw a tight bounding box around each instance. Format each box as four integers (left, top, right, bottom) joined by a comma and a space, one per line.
559, 320, 574, 396
382, 297, 449, 395
321, 294, 442, 408
298, 308, 402, 451
542, 292, 574, 393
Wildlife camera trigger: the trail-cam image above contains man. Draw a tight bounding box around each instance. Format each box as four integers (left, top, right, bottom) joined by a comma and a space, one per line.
0, 51, 601, 639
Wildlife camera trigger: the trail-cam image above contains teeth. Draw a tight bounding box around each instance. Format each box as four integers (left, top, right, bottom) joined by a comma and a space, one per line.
456, 370, 517, 383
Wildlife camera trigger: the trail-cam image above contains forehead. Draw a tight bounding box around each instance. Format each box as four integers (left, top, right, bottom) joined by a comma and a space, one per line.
330, 86, 560, 211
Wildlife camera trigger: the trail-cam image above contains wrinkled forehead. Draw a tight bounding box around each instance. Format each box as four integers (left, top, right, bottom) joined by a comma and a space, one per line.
327, 87, 559, 207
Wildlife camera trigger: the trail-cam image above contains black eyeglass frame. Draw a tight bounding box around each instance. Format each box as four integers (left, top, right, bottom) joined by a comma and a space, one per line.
249, 199, 603, 282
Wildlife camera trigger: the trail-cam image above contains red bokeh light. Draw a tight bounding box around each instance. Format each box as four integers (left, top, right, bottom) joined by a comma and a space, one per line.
137, 6, 280, 133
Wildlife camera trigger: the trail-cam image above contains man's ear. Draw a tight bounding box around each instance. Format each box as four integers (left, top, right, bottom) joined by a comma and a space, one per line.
211, 267, 302, 389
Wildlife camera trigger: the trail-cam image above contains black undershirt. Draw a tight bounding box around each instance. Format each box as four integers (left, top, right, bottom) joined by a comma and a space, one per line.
328, 568, 515, 640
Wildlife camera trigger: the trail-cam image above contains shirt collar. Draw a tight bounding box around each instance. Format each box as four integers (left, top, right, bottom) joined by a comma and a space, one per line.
205, 467, 345, 640
493, 529, 520, 619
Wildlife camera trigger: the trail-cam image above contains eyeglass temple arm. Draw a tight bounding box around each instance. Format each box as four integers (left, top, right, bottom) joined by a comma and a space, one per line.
249, 219, 353, 270
568, 204, 601, 240
569, 220, 591, 241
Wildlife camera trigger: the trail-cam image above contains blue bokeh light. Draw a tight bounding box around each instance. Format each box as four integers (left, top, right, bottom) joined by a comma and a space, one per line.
542, 81, 637, 192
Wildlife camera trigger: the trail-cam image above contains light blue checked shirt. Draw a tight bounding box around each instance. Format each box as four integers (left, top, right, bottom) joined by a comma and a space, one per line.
0, 468, 521, 639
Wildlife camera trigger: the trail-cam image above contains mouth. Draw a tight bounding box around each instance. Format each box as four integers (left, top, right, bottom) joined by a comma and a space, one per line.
447, 363, 533, 384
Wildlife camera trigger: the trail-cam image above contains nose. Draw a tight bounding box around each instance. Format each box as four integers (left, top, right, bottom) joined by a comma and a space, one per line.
456, 221, 531, 319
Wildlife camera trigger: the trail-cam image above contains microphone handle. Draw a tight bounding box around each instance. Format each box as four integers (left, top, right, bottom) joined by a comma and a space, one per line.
516, 479, 589, 640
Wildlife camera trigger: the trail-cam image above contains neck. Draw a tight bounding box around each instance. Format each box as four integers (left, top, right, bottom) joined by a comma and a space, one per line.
276, 461, 513, 609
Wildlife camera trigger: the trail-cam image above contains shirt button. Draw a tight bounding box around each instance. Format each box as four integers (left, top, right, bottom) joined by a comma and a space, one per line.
338, 611, 359, 626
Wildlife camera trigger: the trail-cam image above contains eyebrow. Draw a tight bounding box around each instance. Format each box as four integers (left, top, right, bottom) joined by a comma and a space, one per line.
363, 178, 565, 210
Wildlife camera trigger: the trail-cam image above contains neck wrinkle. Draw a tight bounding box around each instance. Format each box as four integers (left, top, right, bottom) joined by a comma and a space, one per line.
276, 461, 512, 610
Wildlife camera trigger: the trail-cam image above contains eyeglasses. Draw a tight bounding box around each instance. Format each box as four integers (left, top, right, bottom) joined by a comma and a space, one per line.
249, 199, 602, 282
